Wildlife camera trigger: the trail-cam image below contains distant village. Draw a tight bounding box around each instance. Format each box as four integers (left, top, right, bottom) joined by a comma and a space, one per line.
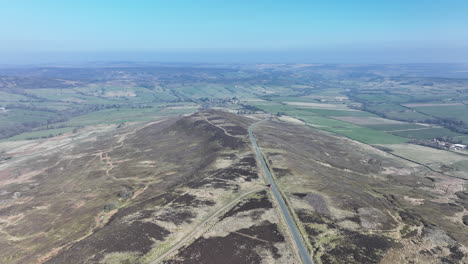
433, 138, 467, 151
410, 137, 467, 152
197, 97, 240, 109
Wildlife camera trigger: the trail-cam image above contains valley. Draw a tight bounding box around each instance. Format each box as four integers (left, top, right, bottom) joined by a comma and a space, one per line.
0, 63, 467, 263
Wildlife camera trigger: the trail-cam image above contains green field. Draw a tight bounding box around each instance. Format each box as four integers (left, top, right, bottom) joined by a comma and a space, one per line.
0, 91, 33, 102
1, 101, 77, 111
410, 105, 468, 123
250, 98, 468, 145
253, 101, 407, 144
268, 96, 319, 102
252, 102, 304, 115
302, 116, 407, 144
454, 135, 468, 142
390, 127, 464, 139
353, 93, 412, 104
57, 105, 198, 127
251, 100, 374, 117
2, 127, 78, 141
365, 123, 427, 131
362, 103, 433, 122
0, 109, 58, 127
25, 88, 82, 101
297, 108, 375, 117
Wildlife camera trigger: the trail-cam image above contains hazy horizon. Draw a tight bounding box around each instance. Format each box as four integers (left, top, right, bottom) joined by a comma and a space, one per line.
1, 0, 468, 64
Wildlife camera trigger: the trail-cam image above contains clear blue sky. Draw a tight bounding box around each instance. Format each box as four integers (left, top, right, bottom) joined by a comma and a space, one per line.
1, 0, 467, 63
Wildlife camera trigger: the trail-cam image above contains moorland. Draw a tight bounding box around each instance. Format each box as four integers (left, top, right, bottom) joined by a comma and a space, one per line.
0, 63, 467, 263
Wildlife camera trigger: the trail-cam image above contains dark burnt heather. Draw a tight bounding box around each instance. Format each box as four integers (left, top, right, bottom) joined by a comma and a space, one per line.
171, 110, 252, 149
322, 231, 396, 264
171, 193, 216, 208
186, 152, 259, 191
297, 208, 396, 264
221, 190, 272, 220
164, 222, 285, 264
47, 221, 170, 264
224, 125, 248, 136
164, 188, 293, 263
45, 191, 177, 263
10, 110, 259, 264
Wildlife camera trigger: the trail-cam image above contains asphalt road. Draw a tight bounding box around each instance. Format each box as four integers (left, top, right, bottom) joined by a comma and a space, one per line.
249, 121, 313, 264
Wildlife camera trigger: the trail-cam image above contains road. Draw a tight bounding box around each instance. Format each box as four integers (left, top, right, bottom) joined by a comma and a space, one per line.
249, 121, 314, 264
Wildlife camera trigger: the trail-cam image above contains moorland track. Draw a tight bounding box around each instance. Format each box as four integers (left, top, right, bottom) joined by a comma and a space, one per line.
150, 187, 268, 263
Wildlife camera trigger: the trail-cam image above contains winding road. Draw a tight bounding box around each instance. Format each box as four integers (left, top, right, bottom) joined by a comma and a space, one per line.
249, 121, 314, 264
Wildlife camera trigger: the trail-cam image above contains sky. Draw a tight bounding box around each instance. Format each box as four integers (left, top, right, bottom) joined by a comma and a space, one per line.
1, 0, 468, 64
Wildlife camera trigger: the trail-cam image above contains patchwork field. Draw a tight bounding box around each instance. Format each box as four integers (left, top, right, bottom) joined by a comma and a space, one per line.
251, 100, 407, 144
250, 97, 468, 145
1, 64, 468, 264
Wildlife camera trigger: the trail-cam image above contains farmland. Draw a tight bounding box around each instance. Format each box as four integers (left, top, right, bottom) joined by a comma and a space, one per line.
250, 100, 408, 145
390, 127, 462, 139
0, 63, 468, 264
407, 103, 468, 123
1, 63, 468, 144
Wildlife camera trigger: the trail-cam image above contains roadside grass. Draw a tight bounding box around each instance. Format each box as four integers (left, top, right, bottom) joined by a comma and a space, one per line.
101, 252, 139, 264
